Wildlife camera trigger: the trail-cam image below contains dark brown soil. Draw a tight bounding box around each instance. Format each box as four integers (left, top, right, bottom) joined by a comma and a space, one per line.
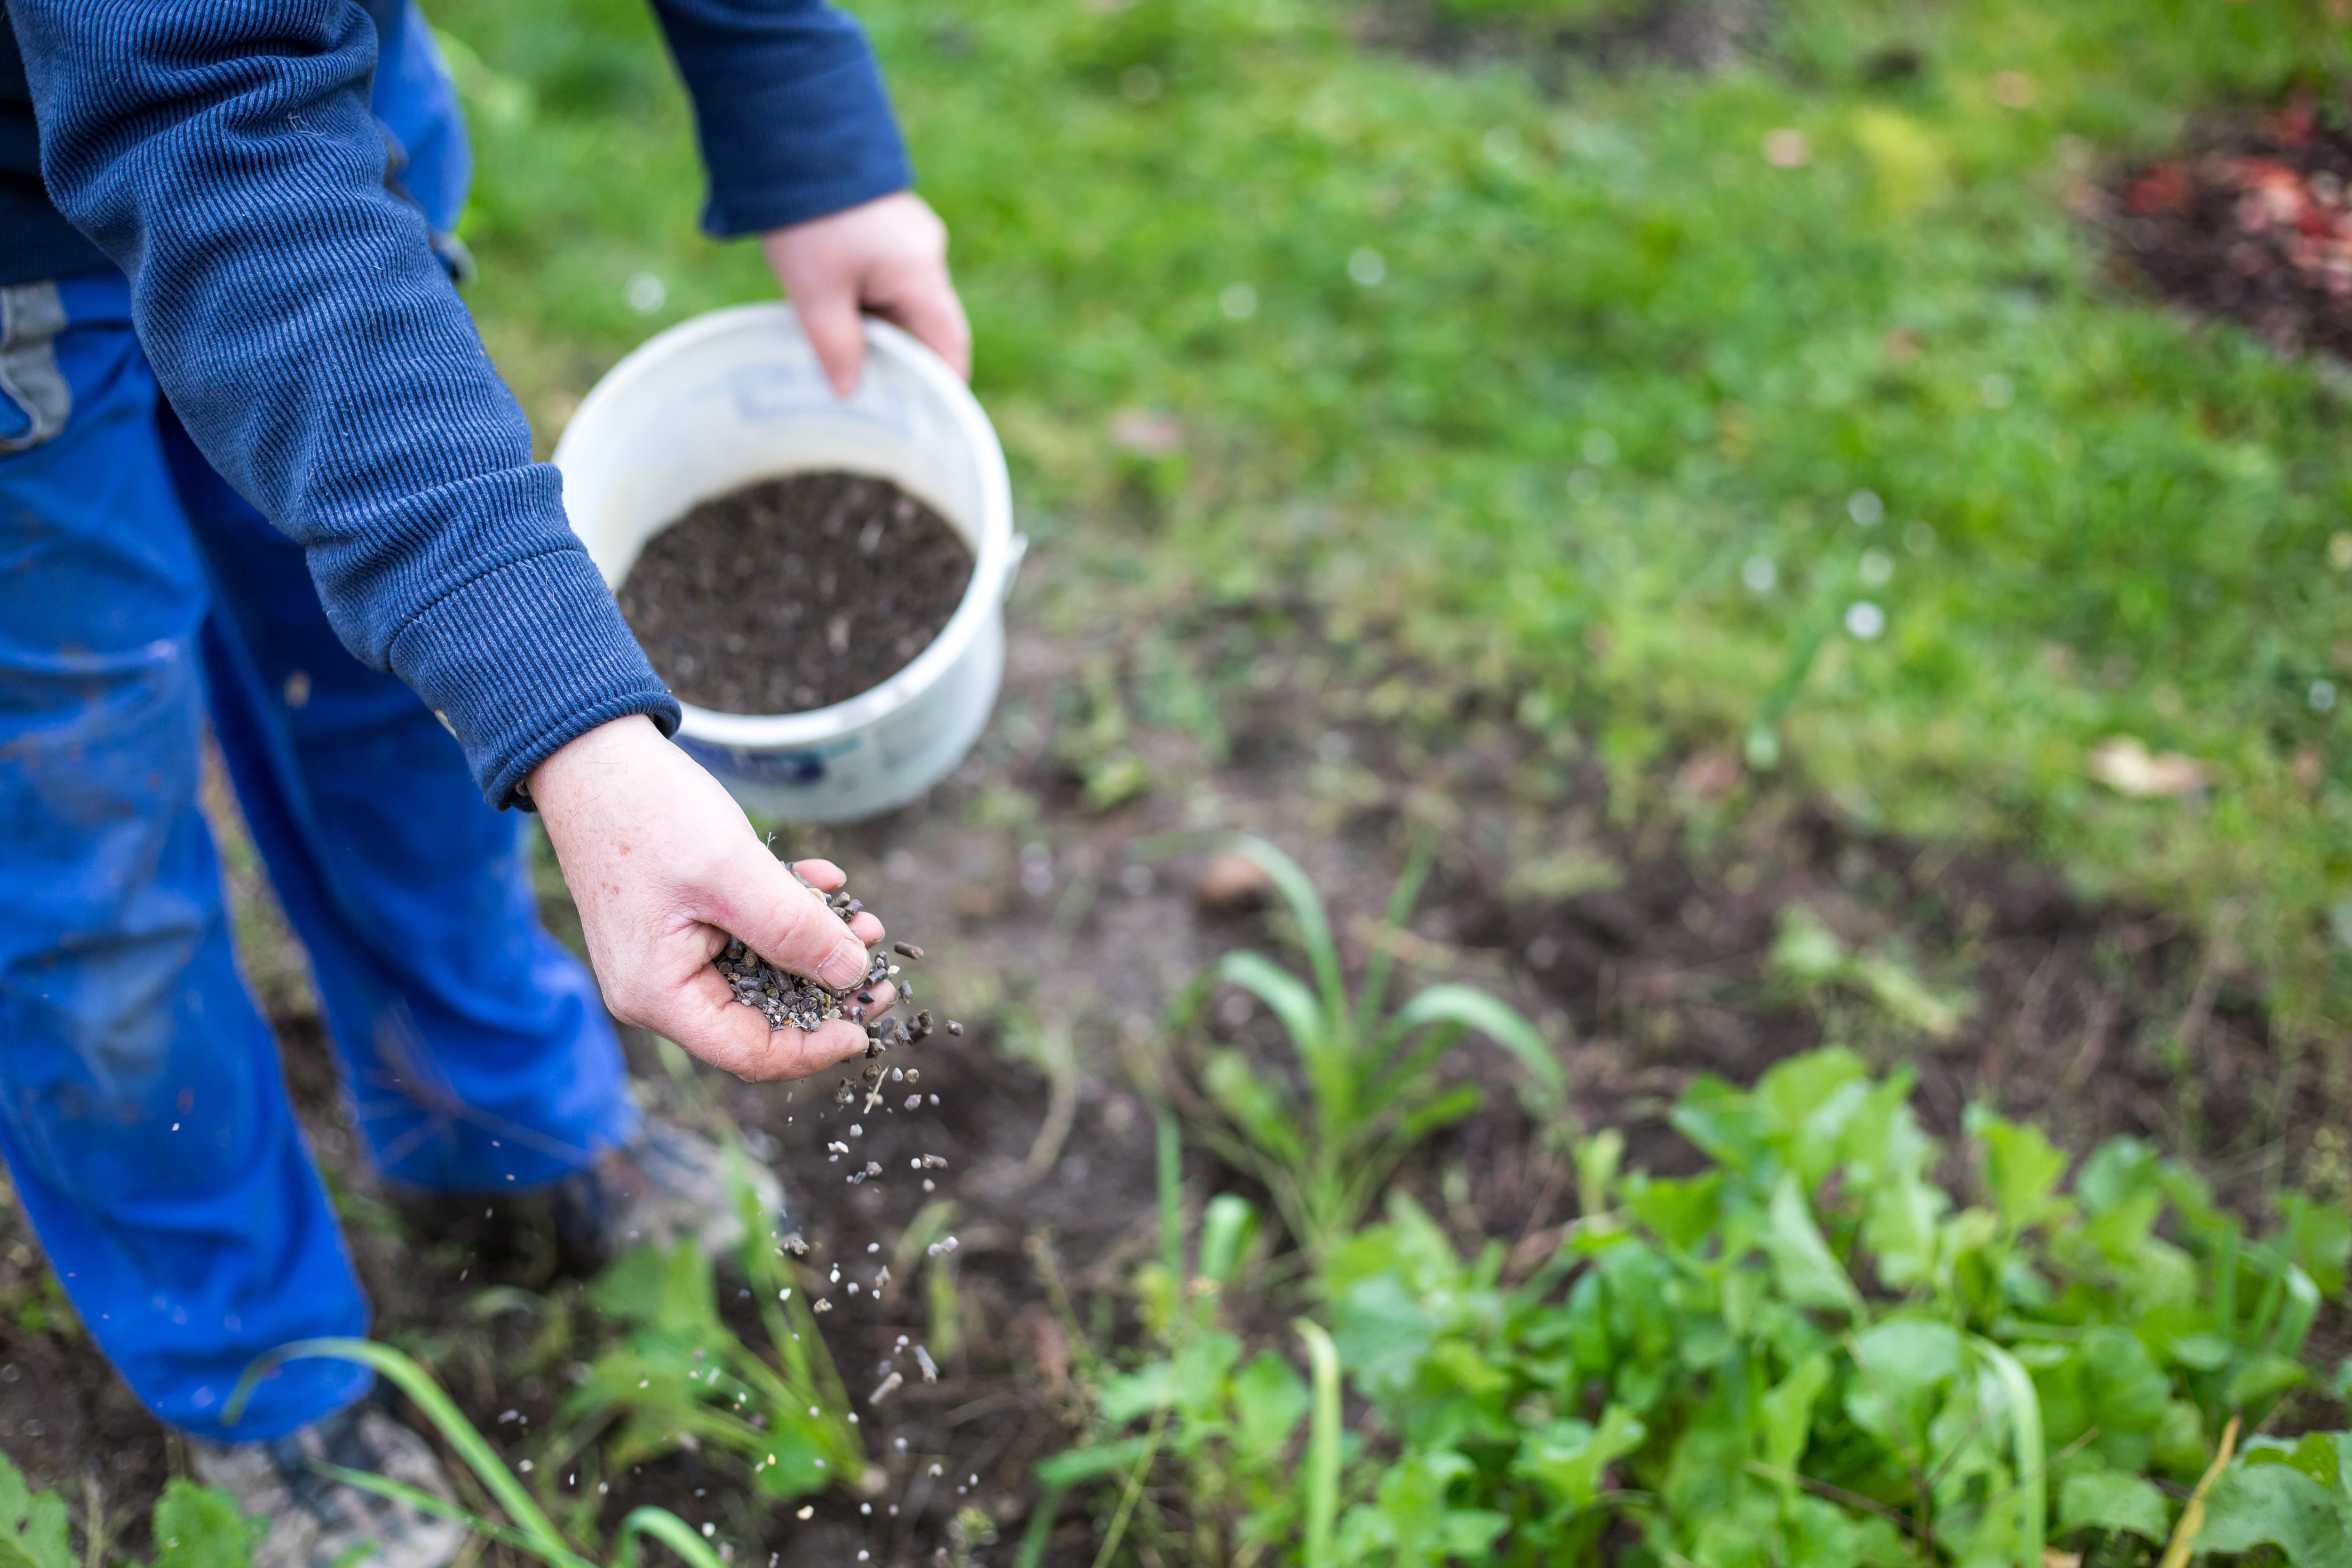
0, 593, 2337, 1565
618, 472, 973, 715
2103, 99, 2352, 360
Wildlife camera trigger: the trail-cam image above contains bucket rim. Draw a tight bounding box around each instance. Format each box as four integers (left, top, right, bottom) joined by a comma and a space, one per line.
553, 302, 1017, 752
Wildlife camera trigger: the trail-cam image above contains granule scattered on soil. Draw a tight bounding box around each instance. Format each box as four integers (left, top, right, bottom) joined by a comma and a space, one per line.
2104, 99, 2352, 359
617, 471, 974, 715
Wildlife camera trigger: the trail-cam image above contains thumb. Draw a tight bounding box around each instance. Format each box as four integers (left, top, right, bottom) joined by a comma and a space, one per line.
792, 286, 868, 398
708, 855, 873, 992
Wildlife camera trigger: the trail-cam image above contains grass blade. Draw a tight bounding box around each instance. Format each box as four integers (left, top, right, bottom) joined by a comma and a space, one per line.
1158, 1114, 1185, 1284
1217, 950, 1351, 1123
1295, 1320, 1343, 1568
617, 1505, 734, 1568
1384, 984, 1565, 1111
1013, 1485, 1070, 1568
1353, 832, 1434, 1044
1975, 1339, 2045, 1568
306, 1464, 567, 1566
1224, 836, 1346, 1035
227, 1337, 572, 1555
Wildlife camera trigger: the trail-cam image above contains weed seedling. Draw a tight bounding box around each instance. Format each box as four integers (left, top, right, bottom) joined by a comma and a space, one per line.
1164, 834, 1565, 1257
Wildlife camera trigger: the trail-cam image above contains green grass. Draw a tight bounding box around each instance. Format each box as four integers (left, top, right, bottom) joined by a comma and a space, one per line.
431, 0, 2352, 1031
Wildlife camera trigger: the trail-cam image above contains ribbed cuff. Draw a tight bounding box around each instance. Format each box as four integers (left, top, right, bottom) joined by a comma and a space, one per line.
388, 545, 681, 808
692, 50, 915, 236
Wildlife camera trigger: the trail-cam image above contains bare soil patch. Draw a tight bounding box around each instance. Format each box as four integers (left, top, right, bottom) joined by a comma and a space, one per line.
2103, 98, 2352, 360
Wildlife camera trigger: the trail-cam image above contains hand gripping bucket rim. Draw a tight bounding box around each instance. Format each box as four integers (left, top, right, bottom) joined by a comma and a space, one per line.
552, 303, 1020, 816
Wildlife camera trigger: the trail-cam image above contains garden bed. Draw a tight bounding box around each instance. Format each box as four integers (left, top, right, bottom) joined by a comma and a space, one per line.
0, 598, 2332, 1563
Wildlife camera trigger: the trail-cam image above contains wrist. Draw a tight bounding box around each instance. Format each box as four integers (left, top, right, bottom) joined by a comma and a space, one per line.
525, 713, 665, 811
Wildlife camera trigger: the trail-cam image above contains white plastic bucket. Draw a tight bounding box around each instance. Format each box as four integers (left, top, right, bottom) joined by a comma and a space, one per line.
554, 303, 1021, 823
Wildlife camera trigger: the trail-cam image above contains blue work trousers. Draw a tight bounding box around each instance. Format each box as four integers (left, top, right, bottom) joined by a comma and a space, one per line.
0, 271, 638, 1441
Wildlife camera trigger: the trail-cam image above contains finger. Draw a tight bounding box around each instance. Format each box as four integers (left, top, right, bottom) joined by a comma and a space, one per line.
848, 979, 897, 1019
791, 286, 868, 398
786, 860, 883, 947
879, 275, 972, 382
710, 855, 872, 991
791, 859, 847, 892
631, 967, 864, 1082
739, 1019, 873, 1082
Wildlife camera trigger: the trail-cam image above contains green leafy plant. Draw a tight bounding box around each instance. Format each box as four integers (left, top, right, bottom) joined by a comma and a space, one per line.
1023, 1125, 1331, 1568
1049, 1049, 2352, 1566
228, 1338, 732, 1568
1167, 835, 1566, 1257
548, 1170, 867, 1501
0, 1454, 259, 1568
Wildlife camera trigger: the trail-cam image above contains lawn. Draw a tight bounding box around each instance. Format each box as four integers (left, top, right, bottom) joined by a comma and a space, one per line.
442, 0, 2350, 1033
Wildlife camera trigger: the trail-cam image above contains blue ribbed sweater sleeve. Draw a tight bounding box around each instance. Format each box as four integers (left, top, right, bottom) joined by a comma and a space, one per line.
652, 0, 913, 236
11, 0, 679, 806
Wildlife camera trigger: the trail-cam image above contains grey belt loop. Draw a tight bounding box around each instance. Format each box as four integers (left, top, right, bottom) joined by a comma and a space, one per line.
0, 281, 71, 455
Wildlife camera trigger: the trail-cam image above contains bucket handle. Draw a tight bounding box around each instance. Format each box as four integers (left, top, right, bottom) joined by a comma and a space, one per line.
997, 533, 1030, 605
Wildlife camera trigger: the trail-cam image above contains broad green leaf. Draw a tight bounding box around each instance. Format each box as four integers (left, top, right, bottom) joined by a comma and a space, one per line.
1512, 1404, 1647, 1509
2199, 1460, 2352, 1567
1758, 1352, 1832, 1483
1845, 1317, 1963, 1451
2229, 1352, 2311, 1413
2244, 1433, 2345, 1495
1780, 1492, 1871, 1568
1969, 1110, 2068, 1229
2058, 1467, 2172, 1542
1329, 1272, 1448, 1401
151, 1481, 268, 1568
1349, 1449, 1510, 1568
2076, 1326, 2171, 1436
1670, 1075, 1767, 1173
2076, 1137, 2161, 1214
0, 1450, 68, 1568
1172, 1331, 1243, 1421
1623, 1171, 1723, 1252
1232, 1351, 1309, 1462
1763, 1174, 1863, 1316
1387, 984, 1565, 1112
1097, 1359, 1178, 1425
1755, 1047, 1868, 1163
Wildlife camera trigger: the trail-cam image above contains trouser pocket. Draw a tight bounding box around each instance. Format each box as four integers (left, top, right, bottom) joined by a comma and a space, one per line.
0, 282, 71, 454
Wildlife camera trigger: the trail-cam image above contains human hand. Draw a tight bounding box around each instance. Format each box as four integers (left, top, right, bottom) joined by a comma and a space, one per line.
527, 715, 895, 1081
761, 190, 971, 396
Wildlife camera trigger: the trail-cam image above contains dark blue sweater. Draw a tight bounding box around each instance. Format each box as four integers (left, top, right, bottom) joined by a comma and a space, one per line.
3, 0, 912, 806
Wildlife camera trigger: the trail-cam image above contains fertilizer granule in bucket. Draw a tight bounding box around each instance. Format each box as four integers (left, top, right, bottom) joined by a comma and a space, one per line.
616, 471, 974, 715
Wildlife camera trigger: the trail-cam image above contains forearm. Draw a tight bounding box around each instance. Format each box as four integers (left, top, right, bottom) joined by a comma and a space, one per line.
10, 0, 675, 804
649, 0, 913, 235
